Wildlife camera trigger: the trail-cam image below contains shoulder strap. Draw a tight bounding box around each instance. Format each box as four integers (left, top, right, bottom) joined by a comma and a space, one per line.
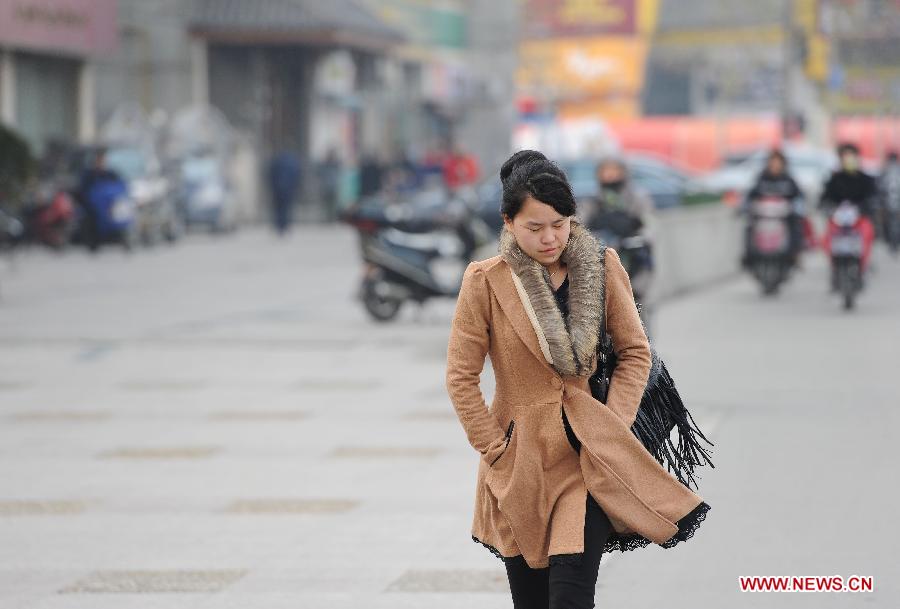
597, 243, 610, 354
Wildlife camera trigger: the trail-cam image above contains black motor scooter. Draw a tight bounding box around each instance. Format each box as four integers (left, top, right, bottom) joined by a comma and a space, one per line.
342, 186, 495, 322
587, 208, 654, 332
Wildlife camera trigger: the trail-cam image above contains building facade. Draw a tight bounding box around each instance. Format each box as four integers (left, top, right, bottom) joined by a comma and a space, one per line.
0, 0, 118, 155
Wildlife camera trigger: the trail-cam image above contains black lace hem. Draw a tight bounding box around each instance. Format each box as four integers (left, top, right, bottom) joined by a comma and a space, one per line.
471, 501, 710, 564
470, 536, 587, 568
471, 535, 509, 562
602, 500, 711, 554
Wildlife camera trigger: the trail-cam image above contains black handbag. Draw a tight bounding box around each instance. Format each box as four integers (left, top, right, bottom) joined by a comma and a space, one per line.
588, 245, 715, 490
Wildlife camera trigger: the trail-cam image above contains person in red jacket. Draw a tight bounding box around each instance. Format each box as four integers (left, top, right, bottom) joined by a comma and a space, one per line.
442, 141, 480, 192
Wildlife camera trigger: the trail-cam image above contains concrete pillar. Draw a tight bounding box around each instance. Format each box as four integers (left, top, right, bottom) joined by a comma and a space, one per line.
78, 61, 96, 142
0, 50, 16, 126
190, 37, 209, 106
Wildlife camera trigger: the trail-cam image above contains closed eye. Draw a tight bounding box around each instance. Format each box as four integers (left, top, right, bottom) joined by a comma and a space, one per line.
530, 223, 564, 232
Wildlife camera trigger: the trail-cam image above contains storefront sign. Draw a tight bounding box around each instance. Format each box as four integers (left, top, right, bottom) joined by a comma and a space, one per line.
524, 0, 636, 38
0, 0, 117, 56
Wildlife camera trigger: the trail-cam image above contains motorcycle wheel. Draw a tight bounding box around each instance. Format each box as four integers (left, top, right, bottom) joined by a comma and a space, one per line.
362, 279, 403, 322
836, 260, 859, 311
756, 260, 783, 296
843, 287, 855, 311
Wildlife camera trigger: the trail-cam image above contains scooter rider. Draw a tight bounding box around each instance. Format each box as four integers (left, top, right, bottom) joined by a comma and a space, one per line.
740, 148, 806, 267
76, 147, 125, 251
586, 156, 655, 304
819, 142, 877, 278
589, 156, 653, 228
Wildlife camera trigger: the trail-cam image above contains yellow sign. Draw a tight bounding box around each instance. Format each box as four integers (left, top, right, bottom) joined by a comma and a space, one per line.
517, 37, 647, 98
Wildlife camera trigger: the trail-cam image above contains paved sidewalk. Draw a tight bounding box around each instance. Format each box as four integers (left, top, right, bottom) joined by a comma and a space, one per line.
0, 227, 896, 607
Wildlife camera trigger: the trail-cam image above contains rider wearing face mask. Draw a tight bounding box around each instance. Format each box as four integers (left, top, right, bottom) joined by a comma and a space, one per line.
819, 142, 877, 277
590, 157, 654, 226
585, 157, 656, 307
821, 143, 877, 219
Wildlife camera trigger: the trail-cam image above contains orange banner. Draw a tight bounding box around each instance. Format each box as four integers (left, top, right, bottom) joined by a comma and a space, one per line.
518, 37, 647, 99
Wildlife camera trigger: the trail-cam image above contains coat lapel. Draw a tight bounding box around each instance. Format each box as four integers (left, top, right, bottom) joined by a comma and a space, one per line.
484, 262, 555, 369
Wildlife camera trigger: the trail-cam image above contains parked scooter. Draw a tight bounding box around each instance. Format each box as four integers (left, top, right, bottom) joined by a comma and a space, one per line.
744, 195, 796, 295
828, 201, 866, 311
0, 206, 25, 252
21, 181, 76, 249
173, 154, 235, 233
343, 186, 494, 322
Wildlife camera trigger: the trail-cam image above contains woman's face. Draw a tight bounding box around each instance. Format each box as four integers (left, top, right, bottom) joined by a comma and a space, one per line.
767, 156, 784, 175
503, 195, 572, 265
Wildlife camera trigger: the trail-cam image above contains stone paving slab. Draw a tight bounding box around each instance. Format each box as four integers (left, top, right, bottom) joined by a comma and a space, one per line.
1, 228, 897, 607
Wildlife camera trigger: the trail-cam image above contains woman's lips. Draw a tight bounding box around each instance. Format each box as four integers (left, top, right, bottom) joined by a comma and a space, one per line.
540, 247, 556, 253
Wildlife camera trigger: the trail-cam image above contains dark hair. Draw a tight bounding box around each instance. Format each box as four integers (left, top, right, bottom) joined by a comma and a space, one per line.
499, 149, 577, 220
886, 150, 898, 162
596, 156, 628, 176
837, 142, 860, 156
766, 148, 787, 166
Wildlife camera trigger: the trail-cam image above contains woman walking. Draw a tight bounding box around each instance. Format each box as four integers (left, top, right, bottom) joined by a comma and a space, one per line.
445, 150, 710, 608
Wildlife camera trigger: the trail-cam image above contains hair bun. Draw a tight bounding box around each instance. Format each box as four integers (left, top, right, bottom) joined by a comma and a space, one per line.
500, 150, 548, 183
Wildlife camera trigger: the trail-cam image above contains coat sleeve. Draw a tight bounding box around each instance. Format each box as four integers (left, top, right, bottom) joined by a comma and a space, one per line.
445, 262, 509, 465
603, 248, 652, 429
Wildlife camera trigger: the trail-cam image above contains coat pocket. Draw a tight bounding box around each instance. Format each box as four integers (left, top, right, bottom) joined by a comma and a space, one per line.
489, 419, 516, 467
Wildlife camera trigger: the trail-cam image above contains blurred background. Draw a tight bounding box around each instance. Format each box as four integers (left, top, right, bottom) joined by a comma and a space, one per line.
1, 1, 899, 607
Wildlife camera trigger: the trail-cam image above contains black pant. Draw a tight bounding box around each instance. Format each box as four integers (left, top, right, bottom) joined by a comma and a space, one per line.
504, 492, 614, 609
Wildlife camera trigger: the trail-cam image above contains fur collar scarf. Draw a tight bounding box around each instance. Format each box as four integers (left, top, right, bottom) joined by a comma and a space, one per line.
498, 218, 605, 377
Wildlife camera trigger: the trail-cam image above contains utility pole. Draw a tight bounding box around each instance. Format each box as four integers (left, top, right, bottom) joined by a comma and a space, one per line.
781, 0, 795, 141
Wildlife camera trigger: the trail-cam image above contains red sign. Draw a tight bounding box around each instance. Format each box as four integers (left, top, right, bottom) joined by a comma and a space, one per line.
524, 0, 637, 38
0, 0, 118, 56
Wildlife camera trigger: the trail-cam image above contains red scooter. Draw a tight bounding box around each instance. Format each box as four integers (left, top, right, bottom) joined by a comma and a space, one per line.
23, 182, 76, 249
824, 201, 871, 311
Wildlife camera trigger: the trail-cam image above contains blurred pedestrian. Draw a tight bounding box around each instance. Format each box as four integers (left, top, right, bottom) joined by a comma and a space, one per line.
877, 150, 900, 251
77, 147, 124, 251
420, 142, 448, 183
358, 152, 384, 200
317, 149, 342, 222
386, 151, 419, 195
442, 140, 480, 193
268, 149, 301, 235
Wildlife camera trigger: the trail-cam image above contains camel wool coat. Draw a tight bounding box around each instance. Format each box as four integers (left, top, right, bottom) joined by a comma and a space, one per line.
445, 220, 709, 569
